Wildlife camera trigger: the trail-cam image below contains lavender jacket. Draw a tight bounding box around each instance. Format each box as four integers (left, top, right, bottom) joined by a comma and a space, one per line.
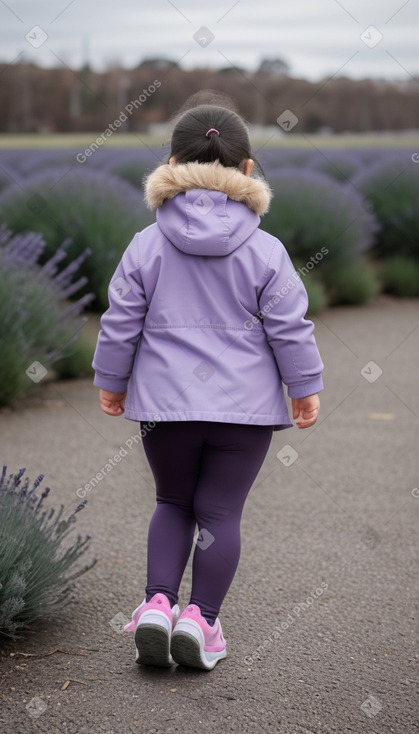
92, 161, 324, 430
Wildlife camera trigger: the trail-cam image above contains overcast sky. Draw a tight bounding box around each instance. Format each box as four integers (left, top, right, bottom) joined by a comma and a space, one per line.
1, 0, 418, 81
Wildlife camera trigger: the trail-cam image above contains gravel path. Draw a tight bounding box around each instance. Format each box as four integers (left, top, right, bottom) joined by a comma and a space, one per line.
0, 296, 418, 734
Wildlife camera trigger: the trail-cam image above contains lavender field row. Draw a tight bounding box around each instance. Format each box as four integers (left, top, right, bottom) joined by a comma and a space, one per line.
0, 145, 418, 404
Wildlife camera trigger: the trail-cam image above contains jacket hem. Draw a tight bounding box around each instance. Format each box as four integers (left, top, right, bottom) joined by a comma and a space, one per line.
123, 408, 292, 430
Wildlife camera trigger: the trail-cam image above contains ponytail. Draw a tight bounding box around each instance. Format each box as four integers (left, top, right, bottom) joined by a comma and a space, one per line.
169, 103, 264, 176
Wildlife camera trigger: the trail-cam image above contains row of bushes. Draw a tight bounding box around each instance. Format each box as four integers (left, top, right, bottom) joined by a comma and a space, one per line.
0, 168, 153, 309
263, 157, 419, 307
0, 147, 417, 405
1, 149, 418, 309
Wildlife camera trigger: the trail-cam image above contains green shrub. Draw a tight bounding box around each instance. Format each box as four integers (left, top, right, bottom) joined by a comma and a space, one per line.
0, 228, 92, 406
0, 467, 96, 637
0, 341, 25, 409
263, 168, 378, 271
0, 168, 153, 309
0, 262, 75, 404
351, 155, 419, 260
53, 334, 95, 379
304, 274, 328, 314
380, 256, 419, 297
322, 259, 380, 306
292, 259, 328, 314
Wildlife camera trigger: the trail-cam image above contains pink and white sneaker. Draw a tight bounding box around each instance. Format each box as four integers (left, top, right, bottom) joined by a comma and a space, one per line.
124, 593, 180, 667
170, 604, 227, 670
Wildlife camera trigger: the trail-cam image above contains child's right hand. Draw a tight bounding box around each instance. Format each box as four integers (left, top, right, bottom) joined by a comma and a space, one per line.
292, 394, 320, 429
99, 389, 127, 416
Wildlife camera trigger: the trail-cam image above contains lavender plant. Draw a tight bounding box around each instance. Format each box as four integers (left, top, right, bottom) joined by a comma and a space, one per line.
322, 259, 380, 305
0, 163, 18, 193
380, 256, 419, 297
0, 226, 93, 405
0, 167, 153, 308
262, 168, 379, 305
306, 150, 365, 182
257, 148, 313, 173
263, 168, 378, 264
102, 150, 160, 189
351, 153, 419, 261
0, 466, 96, 637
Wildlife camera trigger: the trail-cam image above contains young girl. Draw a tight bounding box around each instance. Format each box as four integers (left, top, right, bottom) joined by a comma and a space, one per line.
92, 101, 324, 671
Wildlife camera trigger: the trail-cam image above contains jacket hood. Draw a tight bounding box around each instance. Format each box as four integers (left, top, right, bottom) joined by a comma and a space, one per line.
144, 161, 273, 257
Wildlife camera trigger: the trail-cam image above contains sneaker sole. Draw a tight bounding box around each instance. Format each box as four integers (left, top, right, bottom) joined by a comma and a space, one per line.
135, 623, 173, 667
171, 627, 226, 671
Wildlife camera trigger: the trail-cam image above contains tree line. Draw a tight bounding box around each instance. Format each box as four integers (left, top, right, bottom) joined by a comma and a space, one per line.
1, 58, 418, 133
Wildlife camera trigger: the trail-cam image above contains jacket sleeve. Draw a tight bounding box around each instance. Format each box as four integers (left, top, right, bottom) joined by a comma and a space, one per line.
92, 234, 147, 393
258, 241, 324, 399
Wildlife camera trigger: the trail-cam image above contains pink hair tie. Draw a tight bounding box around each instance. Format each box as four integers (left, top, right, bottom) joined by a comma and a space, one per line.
206, 128, 220, 137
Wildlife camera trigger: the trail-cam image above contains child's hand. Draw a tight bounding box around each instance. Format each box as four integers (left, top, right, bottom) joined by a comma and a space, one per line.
99, 389, 127, 416
292, 394, 320, 429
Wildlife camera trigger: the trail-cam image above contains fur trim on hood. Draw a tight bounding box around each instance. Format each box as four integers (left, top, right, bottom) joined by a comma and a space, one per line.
144, 160, 273, 216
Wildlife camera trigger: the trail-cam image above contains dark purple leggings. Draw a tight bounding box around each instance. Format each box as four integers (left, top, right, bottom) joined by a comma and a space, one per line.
141, 421, 273, 625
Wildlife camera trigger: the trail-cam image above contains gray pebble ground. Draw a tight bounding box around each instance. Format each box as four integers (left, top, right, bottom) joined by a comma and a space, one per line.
0, 297, 418, 734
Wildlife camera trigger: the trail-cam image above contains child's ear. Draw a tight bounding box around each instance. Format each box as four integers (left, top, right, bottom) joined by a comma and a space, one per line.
169, 156, 176, 166
241, 159, 254, 176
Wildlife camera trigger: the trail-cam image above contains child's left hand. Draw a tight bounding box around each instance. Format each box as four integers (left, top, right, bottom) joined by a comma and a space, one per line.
292, 394, 320, 429
99, 389, 127, 416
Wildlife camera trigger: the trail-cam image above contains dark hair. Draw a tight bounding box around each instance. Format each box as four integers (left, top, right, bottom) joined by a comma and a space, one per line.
169, 93, 264, 176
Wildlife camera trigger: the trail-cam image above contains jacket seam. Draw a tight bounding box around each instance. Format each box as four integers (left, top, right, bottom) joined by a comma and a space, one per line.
262, 240, 279, 283
145, 324, 264, 332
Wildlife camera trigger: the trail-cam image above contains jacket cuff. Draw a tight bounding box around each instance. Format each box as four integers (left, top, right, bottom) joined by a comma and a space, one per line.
93, 372, 129, 393
287, 375, 324, 399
